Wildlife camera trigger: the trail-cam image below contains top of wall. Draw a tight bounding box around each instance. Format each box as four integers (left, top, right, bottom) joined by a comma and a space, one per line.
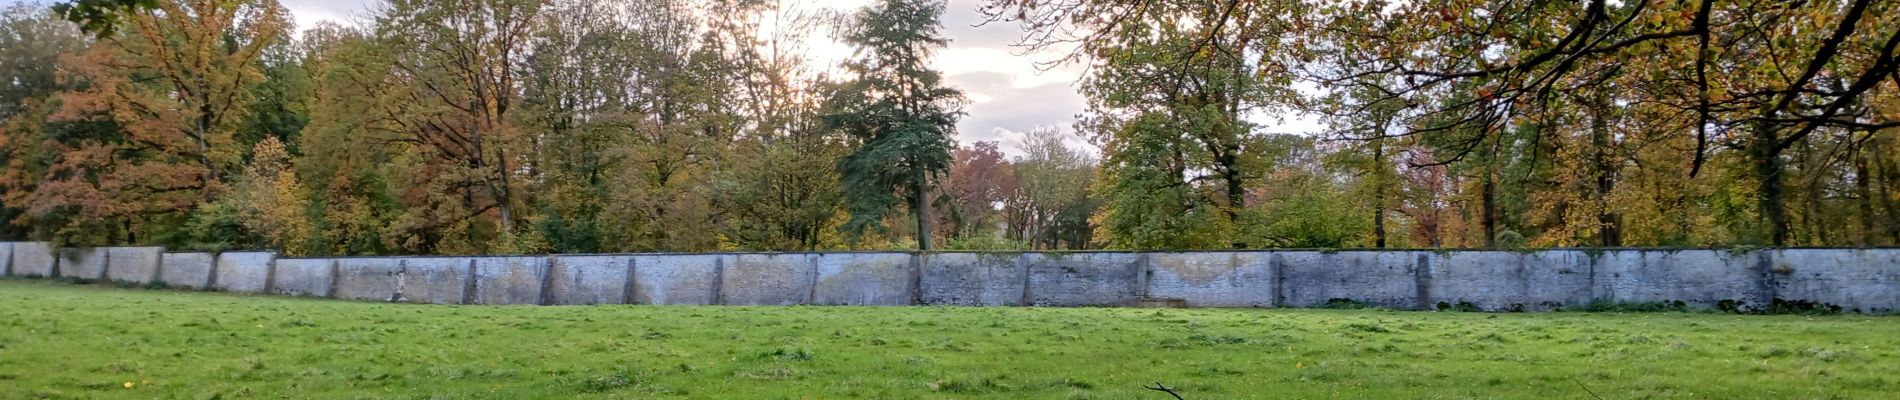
9, 241, 1900, 259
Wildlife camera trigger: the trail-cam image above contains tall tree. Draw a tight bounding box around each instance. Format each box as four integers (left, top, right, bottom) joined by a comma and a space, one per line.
714, 0, 848, 251
1317, 82, 1407, 248
24, 0, 286, 246
367, 0, 541, 252
0, 3, 88, 240
1296, 0, 1900, 246
824, 0, 965, 250
295, 22, 406, 255
515, 0, 640, 253
594, 0, 741, 252
1003, 127, 1097, 249
988, 0, 1306, 249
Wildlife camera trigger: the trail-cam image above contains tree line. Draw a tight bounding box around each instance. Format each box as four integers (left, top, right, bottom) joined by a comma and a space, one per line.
985, 0, 1898, 248
0, 0, 1894, 256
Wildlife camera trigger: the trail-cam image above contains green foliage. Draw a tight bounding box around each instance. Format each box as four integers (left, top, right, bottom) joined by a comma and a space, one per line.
1317, 298, 1378, 310
49, 0, 153, 37
1003, 128, 1099, 249
8, 0, 1900, 253
1577, 300, 1691, 313
825, 0, 965, 248
1494, 230, 1526, 249
1093, 114, 1234, 250
174, 201, 250, 253
1246, 177, 1371, 248
534, 205, 601, 254
717, 136, 847, 251
941, 235, 1030, 251
237, 38, 312, 151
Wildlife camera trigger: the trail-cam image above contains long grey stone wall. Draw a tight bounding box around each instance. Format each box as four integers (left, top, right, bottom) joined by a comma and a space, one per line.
3, 243, 1897, 312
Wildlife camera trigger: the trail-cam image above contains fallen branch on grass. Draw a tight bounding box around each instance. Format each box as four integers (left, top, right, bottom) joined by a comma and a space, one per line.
1145, 382, 1185, 399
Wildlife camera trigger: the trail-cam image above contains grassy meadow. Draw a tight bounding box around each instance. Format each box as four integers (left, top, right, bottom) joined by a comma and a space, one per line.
0, 279, 1896, 399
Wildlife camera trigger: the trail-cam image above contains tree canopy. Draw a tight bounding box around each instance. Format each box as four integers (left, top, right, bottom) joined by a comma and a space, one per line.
0, 0, 1893, 253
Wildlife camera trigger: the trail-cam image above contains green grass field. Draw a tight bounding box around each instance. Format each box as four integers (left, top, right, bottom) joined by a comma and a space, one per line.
1, 280, 1896, 399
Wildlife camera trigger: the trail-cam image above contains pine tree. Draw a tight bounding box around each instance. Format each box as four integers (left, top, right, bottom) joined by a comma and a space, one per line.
824, 0, 965, 250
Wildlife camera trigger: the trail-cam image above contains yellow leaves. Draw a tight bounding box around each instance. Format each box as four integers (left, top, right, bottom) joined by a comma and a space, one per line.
233, 137, 316, 255
247, 136, 294, 178
1706, 86, 1730, 103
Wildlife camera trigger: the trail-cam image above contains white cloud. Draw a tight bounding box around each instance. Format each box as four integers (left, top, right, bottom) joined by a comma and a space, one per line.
947, 71, 1087, 155
280, 0, 375, 30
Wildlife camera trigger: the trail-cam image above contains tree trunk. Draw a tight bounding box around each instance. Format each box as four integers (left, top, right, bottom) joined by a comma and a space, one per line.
197, 88, 216, 186
914, 167, 932, 251
1371, 138, 1387, 248
1589, 99, 1621, 246
1875, 137, 1900, 243
1481, 168, 1498, 247
1856, 139, 1876, 246
1801, 139, 1827, 245
1752, 124, 1789, 246
1222, 155, 1245, 248
496, 147, 514, 235
1225, 44, 1246, 249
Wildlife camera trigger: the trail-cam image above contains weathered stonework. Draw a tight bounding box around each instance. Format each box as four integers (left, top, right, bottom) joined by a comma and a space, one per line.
7, 242, 1899, 312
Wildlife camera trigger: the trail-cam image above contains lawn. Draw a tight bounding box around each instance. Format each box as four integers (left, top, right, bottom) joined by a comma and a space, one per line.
0, 280, 1896, 399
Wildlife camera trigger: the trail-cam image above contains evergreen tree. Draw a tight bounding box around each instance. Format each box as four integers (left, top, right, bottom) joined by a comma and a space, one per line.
823, 0, 965, 250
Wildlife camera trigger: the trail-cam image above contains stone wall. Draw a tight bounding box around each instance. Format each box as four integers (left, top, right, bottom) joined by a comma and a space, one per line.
3, 243, 1897, 313
919, 253, 1029, 306
631, 254, 724, 305
105, 247, 164, 284
1146, 252, 1276, 308
270, 258, 334, 297
471, 256, 548, 305
212, 252, 275, 293
0, 242, 11, 276
9, 242, 54, 277
723, 254, 815, 305
57, 247, 109, 280
547, 255, 630, 305
812, 253, 913, 306
158, 253, 215, 289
